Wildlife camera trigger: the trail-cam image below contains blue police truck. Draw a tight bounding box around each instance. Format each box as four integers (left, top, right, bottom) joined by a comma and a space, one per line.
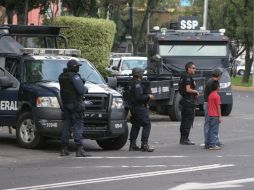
0, 25, 128, 149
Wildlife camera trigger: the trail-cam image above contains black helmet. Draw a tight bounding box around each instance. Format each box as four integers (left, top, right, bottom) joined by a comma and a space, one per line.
67, 59, 81, 68
212, 68, 222, 77
132, 67, 144, 77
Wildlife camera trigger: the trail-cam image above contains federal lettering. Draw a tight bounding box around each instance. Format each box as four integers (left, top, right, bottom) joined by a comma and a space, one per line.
0, 101, 18, 111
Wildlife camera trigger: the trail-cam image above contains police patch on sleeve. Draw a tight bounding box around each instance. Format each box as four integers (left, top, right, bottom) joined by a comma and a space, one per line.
74, 75, 80, 80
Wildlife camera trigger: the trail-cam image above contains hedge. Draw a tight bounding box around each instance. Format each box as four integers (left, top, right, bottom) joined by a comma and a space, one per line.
47, 16, 116, 75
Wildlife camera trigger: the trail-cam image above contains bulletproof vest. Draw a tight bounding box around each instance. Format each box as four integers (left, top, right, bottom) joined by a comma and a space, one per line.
127, 79, 147, 107
127, 79, 137, 107
179, 72, 196, 101
59, 71, 82, 104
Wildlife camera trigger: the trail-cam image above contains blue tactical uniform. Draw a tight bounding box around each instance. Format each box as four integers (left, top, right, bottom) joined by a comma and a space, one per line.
179, 72, 196, 145
58, 59, 89, 157
128, 67, 154, 152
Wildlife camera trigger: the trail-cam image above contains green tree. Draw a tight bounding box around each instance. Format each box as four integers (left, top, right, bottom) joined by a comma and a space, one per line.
0, 0, 50, 24
187, 0, 253, 83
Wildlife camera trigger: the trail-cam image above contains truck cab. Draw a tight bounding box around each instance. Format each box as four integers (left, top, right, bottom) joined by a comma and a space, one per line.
0, 25, 128, 150
111, 56, 147, 76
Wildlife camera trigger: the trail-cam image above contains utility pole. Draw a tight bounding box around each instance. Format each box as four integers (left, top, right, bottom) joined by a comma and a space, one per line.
203, 0, 208, 30
253, 4, 254, 87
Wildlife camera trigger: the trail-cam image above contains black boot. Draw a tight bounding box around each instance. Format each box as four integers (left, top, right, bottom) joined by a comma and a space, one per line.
60, 145, 69, 156
76, 145, 91, 157
141, 142, 154, 152
129, 140, 141, 151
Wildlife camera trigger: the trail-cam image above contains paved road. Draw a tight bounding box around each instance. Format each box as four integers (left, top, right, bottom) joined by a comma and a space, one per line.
0, 90, 254, 190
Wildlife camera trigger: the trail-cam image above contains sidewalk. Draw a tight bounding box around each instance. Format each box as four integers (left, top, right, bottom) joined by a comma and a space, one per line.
232, 85, 254, 92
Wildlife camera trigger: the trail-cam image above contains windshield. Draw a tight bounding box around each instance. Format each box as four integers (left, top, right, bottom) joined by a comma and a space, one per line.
121, 59, 147, 70
159, 44, 227, 57
23, 59, 105, 84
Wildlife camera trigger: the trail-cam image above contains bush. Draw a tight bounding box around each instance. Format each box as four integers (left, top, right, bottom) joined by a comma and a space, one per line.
47, 16, 116, 75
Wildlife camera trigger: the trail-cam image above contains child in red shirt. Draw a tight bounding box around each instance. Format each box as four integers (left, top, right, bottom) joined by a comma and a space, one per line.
207, 80, 222, 150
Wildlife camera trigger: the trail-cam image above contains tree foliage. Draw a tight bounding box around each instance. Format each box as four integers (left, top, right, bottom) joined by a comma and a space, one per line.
0, 0, 50, 24
187, 0, 253, 83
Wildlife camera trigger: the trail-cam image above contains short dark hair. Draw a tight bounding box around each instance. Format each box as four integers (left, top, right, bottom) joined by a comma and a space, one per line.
185, 61, 195, 72
212, 68, 222, 77
211, 80, 220, 91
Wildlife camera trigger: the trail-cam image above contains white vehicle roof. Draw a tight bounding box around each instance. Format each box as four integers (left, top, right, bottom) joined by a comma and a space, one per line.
120, 56, 147, 60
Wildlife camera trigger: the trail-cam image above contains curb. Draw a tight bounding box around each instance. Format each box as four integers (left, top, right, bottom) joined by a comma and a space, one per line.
232, 85, 254, 92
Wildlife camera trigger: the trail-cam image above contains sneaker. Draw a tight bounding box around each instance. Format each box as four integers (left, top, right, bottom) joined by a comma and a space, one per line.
216, 142, 224, 147
209, 145, 221, 150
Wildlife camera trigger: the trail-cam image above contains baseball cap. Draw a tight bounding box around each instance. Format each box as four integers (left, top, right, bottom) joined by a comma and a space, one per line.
67, 59, 82, 67
132, 67, 144, 76
212, 68, 222, 77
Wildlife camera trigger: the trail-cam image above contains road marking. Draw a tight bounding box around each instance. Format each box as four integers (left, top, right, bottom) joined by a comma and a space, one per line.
3, 164, 234, 190
58, 155, 188, 159
169, 178, 254, 190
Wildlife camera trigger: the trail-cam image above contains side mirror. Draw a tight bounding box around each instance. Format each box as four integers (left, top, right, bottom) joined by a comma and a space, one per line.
0, 76, 13, 89
112, 66, 119, 71
106, 77, 117, 88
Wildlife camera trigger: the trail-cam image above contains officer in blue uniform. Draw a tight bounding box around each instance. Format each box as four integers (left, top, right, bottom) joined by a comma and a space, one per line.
58, 59, 89, 157
128, 67, 154, 152
179, 62, 199, 145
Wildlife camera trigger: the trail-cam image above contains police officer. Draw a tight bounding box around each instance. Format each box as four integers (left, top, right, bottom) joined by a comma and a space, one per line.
58, 59, 89, 157
128, 67, 155, 152
179, 62, 199, 145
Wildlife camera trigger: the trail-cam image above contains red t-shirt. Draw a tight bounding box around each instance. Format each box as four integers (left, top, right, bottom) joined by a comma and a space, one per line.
208, 91, 221, 116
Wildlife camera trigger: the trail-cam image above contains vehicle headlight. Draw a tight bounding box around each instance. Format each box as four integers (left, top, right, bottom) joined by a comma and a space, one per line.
220, 82, 231, 89
111, 97, 124, 109
36, 97, 60, 108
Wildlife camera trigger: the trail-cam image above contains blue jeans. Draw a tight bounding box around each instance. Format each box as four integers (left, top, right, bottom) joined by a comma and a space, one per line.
203, 102, 209, 145
207, 117, 220, 147
61, 104, 84, 146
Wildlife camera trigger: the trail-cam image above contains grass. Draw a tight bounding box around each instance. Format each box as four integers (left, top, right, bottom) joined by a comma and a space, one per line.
231, 76, 253, 87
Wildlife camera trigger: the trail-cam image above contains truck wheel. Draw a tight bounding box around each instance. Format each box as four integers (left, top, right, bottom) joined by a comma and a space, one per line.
96, 126, 128, 150
221, 104, 233, 116
16, 112, 45, 149
168, 92, 182, 121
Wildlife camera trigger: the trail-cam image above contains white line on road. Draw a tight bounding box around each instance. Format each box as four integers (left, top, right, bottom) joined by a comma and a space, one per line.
3, 164, 234, 190
169, 178, 254, 190
63, 155, 187, 159
58, 154, 254, 159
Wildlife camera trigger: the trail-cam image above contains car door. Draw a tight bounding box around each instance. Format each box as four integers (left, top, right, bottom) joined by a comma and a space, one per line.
0, 57, 20, 126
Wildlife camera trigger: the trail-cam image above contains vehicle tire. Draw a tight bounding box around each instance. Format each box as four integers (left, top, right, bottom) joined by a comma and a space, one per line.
16, 112, 45, 149
156, 105, 169, 115
221, 104, 233, 116
96, 125, 129, 150
238, 69, 244, 76
168, 92, 182, 121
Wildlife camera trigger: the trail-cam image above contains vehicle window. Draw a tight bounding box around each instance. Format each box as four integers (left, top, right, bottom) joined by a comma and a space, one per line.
159, 44, 227, 56
23, 59, 105, 84
121, 60, 147, 70
5, 58, 19, 78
